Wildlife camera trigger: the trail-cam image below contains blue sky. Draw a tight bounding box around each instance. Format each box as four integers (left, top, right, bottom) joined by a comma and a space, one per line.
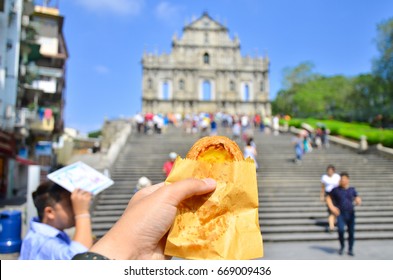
47, 0, 392, 133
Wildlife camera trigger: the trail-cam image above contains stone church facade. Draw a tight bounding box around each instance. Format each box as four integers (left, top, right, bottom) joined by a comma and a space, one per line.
141, 12, 271, 116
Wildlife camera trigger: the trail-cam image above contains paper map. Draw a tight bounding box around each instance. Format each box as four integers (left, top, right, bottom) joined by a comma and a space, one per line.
47, 161, 114, 195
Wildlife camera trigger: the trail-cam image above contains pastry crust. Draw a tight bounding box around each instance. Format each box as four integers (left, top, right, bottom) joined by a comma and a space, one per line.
186, 136, 244, 162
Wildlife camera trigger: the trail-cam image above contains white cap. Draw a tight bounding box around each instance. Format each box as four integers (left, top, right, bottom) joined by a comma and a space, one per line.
136, 176, 152, 190
169, 152, 177, 160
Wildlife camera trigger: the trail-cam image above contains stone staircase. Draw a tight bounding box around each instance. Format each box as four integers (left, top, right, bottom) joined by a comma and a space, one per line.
257, 131, 393, 242
91, 127, 393, 243
92, 130, 200, 238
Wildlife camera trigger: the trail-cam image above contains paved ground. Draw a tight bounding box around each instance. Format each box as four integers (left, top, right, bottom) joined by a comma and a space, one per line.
262, 240, 393, 260
2, 233, 392, 260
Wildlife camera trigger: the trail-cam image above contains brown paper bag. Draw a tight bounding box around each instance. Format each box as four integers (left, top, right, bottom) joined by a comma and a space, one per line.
164, 157, 263, 260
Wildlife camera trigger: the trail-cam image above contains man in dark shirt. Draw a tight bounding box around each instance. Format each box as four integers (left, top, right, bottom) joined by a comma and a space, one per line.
326, 172, 362, 256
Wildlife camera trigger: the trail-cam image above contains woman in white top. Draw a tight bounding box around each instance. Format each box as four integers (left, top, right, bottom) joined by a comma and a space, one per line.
321, 165, 341, 231
244, 139, 258, 169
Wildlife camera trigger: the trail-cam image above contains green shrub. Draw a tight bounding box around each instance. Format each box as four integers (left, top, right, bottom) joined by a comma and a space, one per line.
288, 118, 393, 148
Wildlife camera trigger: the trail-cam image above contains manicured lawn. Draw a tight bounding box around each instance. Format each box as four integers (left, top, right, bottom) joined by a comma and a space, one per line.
282, 118, 393, 148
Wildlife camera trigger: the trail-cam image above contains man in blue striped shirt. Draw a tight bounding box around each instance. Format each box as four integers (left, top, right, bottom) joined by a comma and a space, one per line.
326, 172, 362, 256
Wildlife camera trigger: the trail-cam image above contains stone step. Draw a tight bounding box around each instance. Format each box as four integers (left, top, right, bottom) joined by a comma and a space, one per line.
93, 209, 128, 217
259, 206, 393, 213
94, 198, 393, 208
92, 227, 393, 242
259, 183, 392, 188
261, 201, 393, 207
261, 216, 393, 226
93, 201, 393, 213
261, 224, 393, 234
261, 179, 393, 184
258, 188, 393, 193
95, 188, 393, 199
262, 231, 393, 242
259, 198, 393, 204
259, 192, 393, 197
259, 211, 393, 219
92, 209, 393, 222
258, 197, 393, 203
97, 186, 392, 195
92, 216, 393, 228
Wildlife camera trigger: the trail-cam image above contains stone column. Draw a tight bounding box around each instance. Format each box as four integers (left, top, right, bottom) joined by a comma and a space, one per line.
265, 102, 272, 117
260, 103, 266, 118
360, 135, 368, 152
184, 100, 189, 114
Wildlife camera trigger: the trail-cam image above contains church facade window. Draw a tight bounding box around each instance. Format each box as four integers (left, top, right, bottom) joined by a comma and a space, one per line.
244, 84, 250, 101
203, 53, 210, 64
162, 81, 169, 100
230, 80, 235, 91
203, 80, 211, 100
179, 79, 185, 90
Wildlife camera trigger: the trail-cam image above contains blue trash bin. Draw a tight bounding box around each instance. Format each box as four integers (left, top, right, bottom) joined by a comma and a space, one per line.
0, 210, 22, 253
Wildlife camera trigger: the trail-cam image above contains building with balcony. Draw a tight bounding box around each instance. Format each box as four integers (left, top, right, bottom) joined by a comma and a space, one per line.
0, 0, 24, 198
0, 1, 68, 201
141, 12, 271, 116
15, 4, 68, 168
0, 0, 24, 131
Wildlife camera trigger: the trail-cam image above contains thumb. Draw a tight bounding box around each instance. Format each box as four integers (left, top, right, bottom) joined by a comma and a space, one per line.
162, 178, 216, 206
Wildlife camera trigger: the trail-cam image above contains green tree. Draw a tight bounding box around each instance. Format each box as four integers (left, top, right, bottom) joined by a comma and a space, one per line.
292, 75, 353, 119
273, 62, 353, 119
348, 74, 388, 122
373, 17, 393, 83
281, 61, 316, 89
272, 89, 294, 115
88, 130, 102, 138
273, 62, 317, 115
372, 17, 393, 124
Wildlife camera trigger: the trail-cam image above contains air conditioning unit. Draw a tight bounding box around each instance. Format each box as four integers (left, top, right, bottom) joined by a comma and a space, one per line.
22, 15, 29, 26
20, 65, 26, 76
5, 105, 14, 119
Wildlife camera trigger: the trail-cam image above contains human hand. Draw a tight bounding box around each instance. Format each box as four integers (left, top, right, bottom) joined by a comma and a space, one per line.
89, 178, 216, 260
354, 196, 362, 206
71, 189, 92, 216
331, 207, 340, 217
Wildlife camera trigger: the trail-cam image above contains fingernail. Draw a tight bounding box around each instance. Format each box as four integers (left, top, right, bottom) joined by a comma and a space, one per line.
202, 178, 216, 187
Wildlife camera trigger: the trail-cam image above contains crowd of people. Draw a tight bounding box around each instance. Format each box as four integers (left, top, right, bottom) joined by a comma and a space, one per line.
132, 111, 284, 138
291, 124, 330, 164
132, 111, 286, 170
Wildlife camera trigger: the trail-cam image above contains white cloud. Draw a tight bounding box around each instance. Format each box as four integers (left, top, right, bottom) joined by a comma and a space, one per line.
94, 65, 110, 74
77, 0, 145, 16
155, 1, 182, 22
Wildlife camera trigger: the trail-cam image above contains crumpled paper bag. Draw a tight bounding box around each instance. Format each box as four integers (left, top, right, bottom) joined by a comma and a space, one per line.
164, 157, 263, 260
